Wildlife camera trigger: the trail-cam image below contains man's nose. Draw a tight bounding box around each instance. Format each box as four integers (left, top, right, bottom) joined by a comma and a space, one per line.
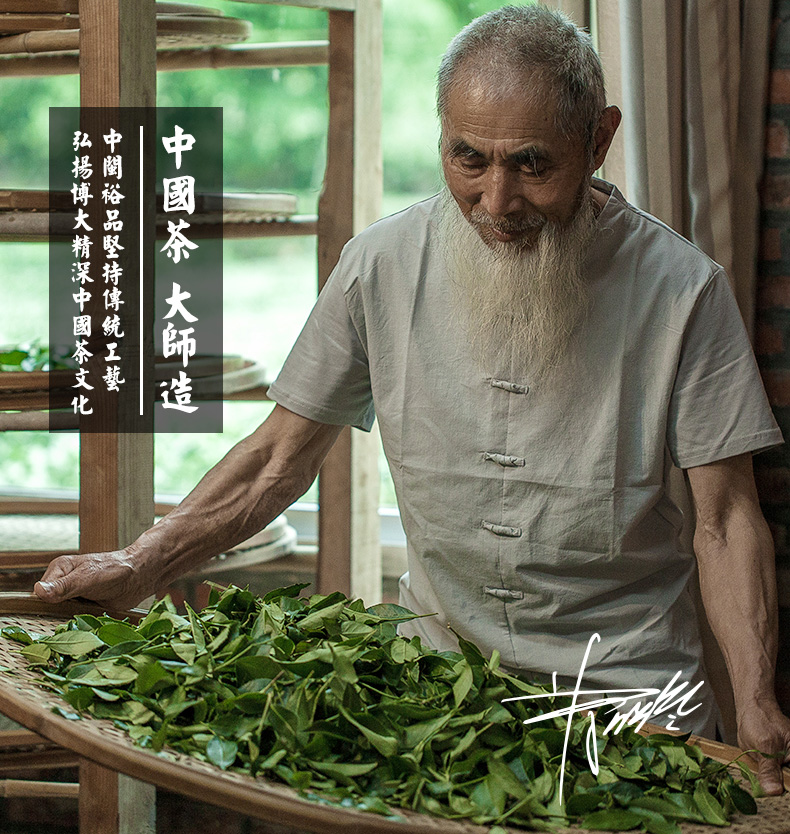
480, 165, 524, 218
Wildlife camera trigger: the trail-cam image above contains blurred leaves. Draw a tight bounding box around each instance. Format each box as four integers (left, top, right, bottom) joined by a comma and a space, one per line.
0, 340, 74, 371
0, 0, 510, 198
0, 0, 513, 500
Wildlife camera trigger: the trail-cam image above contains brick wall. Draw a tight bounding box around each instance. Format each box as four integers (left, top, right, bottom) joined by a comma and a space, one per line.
755, 0, 790, 710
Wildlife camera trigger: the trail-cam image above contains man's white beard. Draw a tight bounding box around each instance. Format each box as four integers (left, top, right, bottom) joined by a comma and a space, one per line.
439, 187, 597, 380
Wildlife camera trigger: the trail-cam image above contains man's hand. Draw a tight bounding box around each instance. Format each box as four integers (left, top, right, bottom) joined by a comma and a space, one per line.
35, 548, 151, 611
33, 406, 342, 613
737, 701, 790, 795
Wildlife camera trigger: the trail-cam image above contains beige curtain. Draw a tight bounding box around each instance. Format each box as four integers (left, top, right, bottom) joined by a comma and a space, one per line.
596, 0, 772, 335
554, 0, 772, 336
549, 0, 774, 743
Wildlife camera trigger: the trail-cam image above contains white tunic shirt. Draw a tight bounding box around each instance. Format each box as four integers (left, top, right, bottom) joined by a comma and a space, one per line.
269, 180, 782, 734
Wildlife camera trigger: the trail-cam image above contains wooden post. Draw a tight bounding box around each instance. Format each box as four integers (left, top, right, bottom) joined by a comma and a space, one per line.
76, 2, 157, 832
79, 759, 155, 834
78, 0, 156, 109
79, 758, 119, 834
316, 2, 382, 604
77, 0, 156, 554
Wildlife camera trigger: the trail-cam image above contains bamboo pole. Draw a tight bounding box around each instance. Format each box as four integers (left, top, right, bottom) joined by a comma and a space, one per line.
155, 40, 327, 70
75, 3, 157, 832
0, 729, 49, 748
0, 28, 78, 53
0, 13, 79, 33
0, 750, 79, 773
0, 411, 78, 430
0, 779, 80, 799
0, 212, 318, 240
0, 552, 78, 570
0, 0, 77, 10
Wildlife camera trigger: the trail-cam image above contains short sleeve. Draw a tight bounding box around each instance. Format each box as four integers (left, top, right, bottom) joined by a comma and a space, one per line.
667, 269, 783, 468
267, 255, 375, 432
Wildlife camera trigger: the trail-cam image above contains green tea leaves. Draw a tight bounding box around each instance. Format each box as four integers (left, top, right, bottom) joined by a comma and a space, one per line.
3, 585, 755, 831
692, 781, 729, 826
581, 809, 645, 830
206, 736, 238, 770
2, 625, 34, 645
20, 642, 52, 665
42, 630, 104, 657
96, 622, 144, 647
452, 659, 474, 707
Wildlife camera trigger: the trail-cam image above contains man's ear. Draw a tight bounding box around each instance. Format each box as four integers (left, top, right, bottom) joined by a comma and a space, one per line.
591, 105, 622, 171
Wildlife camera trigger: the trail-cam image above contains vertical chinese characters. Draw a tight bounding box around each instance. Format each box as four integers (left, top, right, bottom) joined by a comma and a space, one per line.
160, 124, 198, 414
101, 127, 126, 394
51, 107, 222, 433
70, 130, 94, 415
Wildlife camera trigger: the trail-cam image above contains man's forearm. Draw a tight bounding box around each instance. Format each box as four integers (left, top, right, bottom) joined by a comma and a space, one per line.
687, 454, 790, 793
694, 501, 779, 712
35, 405, 343, 607
130, 407, 344, 590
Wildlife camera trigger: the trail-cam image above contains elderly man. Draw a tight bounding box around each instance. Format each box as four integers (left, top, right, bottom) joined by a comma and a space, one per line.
37, 4, 790, 792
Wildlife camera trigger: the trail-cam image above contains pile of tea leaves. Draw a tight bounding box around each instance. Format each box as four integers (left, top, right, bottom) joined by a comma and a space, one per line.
3, 584, 758, 832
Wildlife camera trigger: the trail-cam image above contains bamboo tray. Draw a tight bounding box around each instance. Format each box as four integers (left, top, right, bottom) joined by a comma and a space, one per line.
154, 356, 268, 398
0, 594, 788, 833
0, 357, 264, 388
0, 2, 222, 11
0, 13, 252, 53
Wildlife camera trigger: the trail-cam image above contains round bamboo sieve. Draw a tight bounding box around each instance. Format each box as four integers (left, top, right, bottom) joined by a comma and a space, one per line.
0, 594, 787, 833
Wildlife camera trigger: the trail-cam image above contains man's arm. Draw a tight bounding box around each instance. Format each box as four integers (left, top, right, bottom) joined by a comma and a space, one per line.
687, 452, 790, 794
34, 404, 343, 610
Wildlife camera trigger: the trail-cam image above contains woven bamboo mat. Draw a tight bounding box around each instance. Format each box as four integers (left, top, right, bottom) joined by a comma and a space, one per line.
0, 604, 788, 833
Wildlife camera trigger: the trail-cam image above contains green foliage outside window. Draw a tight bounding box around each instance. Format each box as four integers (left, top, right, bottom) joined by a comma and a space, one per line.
0, 0, 525, 506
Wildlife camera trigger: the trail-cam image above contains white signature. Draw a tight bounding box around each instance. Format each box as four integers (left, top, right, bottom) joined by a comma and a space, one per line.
502, 633, 704, 803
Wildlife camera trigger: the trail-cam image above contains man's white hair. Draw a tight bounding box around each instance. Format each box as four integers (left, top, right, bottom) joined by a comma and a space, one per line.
436, 4, 606, 153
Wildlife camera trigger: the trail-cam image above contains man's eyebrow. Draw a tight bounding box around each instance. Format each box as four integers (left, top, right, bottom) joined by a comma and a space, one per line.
509, 146, 550, 167
447, 139, 483, 158
446, 140, 550, 167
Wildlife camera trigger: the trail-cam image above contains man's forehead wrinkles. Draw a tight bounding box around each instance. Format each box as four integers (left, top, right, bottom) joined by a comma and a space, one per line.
454, 114, 551, 138
447, 135, 550, 162
445, 116, 554, 153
